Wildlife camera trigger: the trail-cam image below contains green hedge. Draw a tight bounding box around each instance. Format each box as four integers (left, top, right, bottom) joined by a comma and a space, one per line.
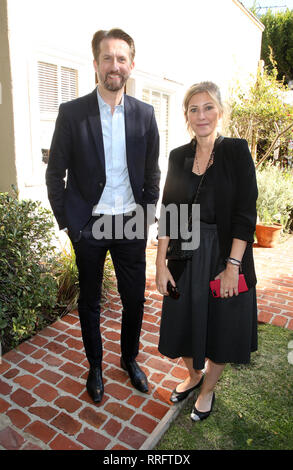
0, 189, 115, 354
0, 189, 58, 353
256, 164, 293, 230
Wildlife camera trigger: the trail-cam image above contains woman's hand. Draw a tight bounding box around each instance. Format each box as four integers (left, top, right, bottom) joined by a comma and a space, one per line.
156, 263, 175, 296
214, 263, 239, 298
155, 237, 175, 296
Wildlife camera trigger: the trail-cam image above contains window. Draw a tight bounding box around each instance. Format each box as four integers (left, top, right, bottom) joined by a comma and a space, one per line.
61, 66, 78, 104
142, 88, 170, 159
38, 61, 78, 115
38, 62, 58, 114
37, 61, 78, 161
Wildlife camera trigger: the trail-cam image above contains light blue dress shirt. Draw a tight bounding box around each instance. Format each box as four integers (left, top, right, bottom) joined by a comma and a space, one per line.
92, 89, 136, 215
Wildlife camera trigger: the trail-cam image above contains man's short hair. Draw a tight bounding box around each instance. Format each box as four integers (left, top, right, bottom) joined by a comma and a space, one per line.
92, 28, 135, 63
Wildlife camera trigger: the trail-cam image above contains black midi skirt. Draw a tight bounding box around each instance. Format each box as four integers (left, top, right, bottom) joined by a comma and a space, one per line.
158, 223, 258, 370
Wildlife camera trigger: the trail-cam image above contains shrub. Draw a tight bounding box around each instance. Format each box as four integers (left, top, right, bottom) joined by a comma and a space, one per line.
54, 241, 114, 313
229, 65, 293, 163
0, 189, 58, 353
256, 164, 293, 230
54, 241, 79, 314
0, 189, 115, 354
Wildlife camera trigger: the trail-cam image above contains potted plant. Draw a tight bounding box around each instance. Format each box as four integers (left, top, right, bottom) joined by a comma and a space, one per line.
255, 217, 283, 248
255, 163, 293, 247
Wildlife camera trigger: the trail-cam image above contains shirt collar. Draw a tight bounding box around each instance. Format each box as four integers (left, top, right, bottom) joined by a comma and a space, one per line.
97, 87, 124, 110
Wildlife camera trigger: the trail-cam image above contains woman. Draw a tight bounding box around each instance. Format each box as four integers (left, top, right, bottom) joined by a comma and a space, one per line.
156, 81, 258, 422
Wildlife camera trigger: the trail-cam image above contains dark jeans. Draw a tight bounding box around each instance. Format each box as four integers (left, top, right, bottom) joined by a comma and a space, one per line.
72, 215, 147, 368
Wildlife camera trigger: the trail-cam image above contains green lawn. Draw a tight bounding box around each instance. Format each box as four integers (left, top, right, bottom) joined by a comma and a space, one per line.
155, 324, 293, 450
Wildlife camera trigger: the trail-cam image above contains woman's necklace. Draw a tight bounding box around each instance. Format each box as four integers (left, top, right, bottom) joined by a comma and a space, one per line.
193, 149, 214, 176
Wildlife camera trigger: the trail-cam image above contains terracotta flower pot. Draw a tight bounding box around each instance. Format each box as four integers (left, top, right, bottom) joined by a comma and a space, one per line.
255, 223, 282, 248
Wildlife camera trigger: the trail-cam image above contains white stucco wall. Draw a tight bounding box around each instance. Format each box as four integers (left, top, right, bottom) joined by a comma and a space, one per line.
5, 0, 263, 211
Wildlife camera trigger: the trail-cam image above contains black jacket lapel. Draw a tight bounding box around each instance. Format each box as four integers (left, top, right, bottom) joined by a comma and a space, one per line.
87, 88, 105, 172
124, 95, 136, 173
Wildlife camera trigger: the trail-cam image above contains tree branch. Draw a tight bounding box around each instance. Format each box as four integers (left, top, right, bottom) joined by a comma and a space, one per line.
255, 121, 293, 168
233, 126, 241, 138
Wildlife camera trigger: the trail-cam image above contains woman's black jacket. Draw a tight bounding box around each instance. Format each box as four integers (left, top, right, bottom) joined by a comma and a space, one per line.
160, 137, 258, 288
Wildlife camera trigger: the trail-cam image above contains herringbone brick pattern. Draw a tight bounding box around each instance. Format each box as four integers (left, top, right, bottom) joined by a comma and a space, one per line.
0, 236, 292, 450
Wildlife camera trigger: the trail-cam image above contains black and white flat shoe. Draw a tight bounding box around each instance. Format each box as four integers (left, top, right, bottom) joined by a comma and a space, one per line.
170, 374, 204, 403
190, 392, 215, 422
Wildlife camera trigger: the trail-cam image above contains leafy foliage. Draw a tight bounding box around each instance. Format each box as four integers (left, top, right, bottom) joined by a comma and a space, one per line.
256, 164, 293, 229
260, 9, 293, 84
229, 65, 293, 162
54, 241, 79, 314
0, 189, 58, 352
54, 241, 114, 313
0, 188, 115, 353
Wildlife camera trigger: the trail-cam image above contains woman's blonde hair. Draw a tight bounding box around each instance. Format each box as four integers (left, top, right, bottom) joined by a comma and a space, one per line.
183, 81, 224, 137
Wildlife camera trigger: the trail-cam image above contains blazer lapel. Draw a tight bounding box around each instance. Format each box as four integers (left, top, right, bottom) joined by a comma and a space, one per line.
87, 88, 105, 172
124, 95, 136, 173
183, 141, 195, 173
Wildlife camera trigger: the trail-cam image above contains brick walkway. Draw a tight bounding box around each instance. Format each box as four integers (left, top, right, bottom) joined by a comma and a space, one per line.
0, 235, 292, 451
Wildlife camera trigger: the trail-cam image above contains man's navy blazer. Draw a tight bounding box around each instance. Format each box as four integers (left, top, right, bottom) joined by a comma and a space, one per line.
46, 88, 160, 241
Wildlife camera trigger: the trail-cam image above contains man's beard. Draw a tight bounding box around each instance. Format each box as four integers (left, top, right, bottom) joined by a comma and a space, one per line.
103, 72, 129, 91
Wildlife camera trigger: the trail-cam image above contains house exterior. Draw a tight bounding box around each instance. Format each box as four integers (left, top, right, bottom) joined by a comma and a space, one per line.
0, 0, 264, 225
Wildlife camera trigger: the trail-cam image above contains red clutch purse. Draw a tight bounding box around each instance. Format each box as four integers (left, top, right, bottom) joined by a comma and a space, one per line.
209, 274, 248, 298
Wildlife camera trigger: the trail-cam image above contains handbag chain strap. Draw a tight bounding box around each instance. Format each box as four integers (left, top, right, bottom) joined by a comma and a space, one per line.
188, 135, 224, 225
188, 149, 214, 225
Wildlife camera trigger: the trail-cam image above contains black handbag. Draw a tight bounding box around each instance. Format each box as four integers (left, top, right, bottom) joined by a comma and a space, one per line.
166, 136, 223, 261
165, 172, 205, 260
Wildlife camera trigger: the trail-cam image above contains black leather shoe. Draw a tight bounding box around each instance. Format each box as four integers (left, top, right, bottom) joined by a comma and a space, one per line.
86, 367, 104, 403
190, 392, 215, 422
170, 374, 204, 403
121, 358, 149, 393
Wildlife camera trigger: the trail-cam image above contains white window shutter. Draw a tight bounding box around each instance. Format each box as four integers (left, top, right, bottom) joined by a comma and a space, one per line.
38, 61, 59, 113
38, 60, 79, 158
61, 66, 78, 103
142, 88, 150, 103
151, 91, 161, 125
161, 94, 169, 160
38, 61, 78, 115
142, 87, 170, 159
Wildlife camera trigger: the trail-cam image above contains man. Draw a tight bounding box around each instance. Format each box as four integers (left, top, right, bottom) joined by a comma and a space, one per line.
46, 28, 160, 403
